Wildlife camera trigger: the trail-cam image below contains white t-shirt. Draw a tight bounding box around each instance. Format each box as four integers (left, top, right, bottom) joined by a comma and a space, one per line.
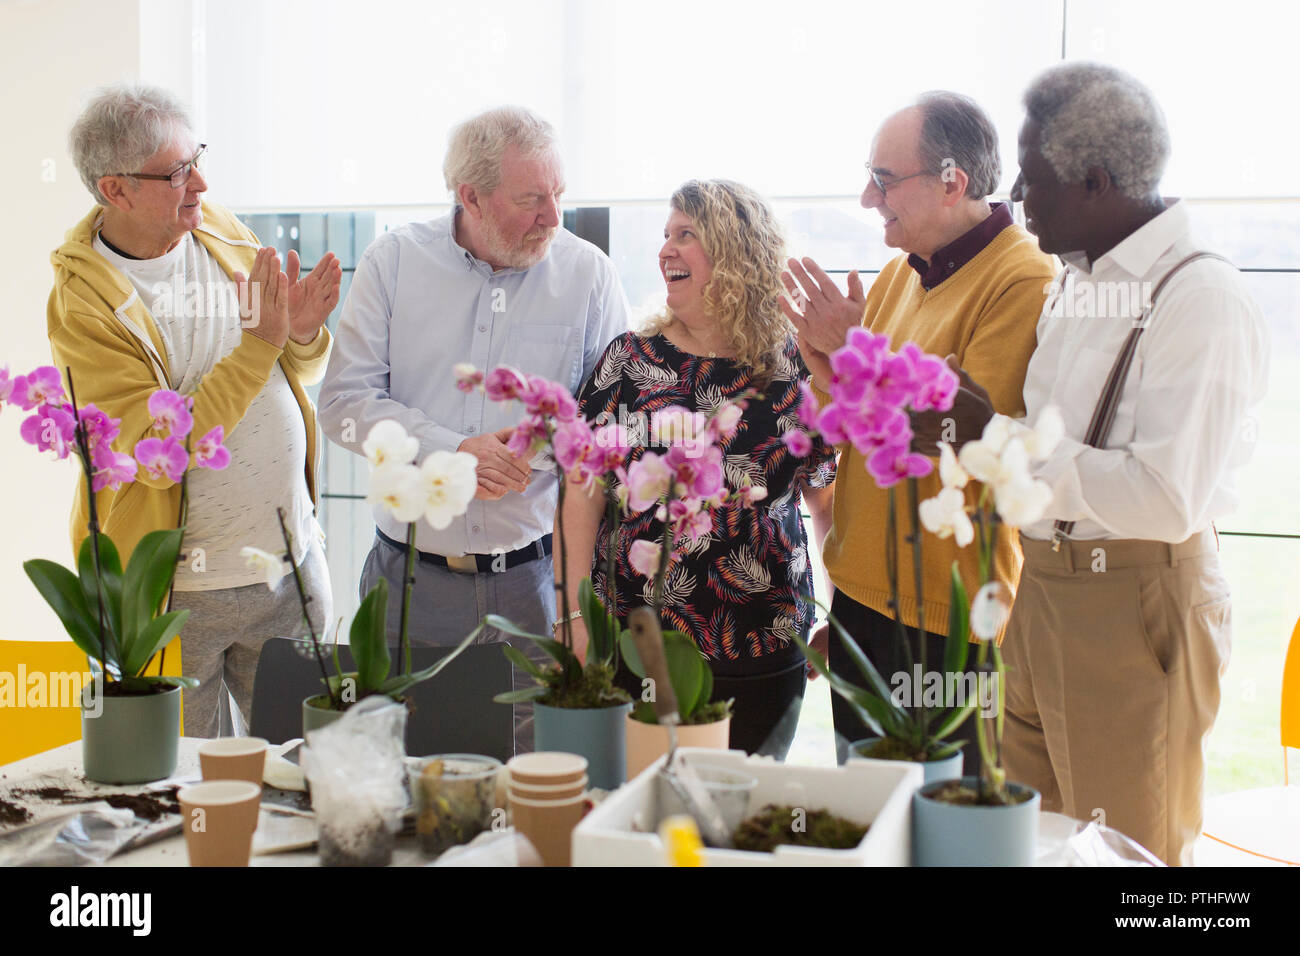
93, 232, 319, 590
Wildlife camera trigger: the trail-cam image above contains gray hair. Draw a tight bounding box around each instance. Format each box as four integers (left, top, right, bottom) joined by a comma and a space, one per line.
442, 105, 558, 200
1023, 62, 1169, 198
914, 91, 1001, 200
69, 83, 193, 204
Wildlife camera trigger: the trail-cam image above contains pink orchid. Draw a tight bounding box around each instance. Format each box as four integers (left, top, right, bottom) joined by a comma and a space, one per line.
506, 415, 549, 460
19, 403, 77, 459
521, 375, 578, 423
625, 452, 673, 512
911, 354, 959, 411
734, 484, 768, 508
193, 426, 230, 470
795, 380, 822, 430
552, 418, 596, 474
147, 390, 194, 439
484, 366, 530, 403
628, 539, 665, 578
76, 403, 120, 453
91, 442, 137, 491
665, 443, 725, 500
0, 366, 12, 410
867, 443, 934, 487
10, 367, 65, 411
668, 498, 713, 544
590, 423, 632, 473
707, 401, 744, 442
782, 429, 813, 457
135, 435, 189, 483
453, 363, 484, 393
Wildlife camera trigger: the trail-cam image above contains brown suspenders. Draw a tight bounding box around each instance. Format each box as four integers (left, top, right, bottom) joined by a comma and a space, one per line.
1051, 251, 1232, 550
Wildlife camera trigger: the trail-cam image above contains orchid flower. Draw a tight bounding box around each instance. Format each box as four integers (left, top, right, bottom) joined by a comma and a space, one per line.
363, 419, 419, 469
193, 426, 230, 470
147, 390, 193, 440
418, 450, 479, 530
366, 462, 426, 523
241, 546, 288, 590
134, 436, 189, 483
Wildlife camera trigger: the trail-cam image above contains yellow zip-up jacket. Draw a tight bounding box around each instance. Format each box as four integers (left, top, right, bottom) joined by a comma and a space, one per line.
47, 200, 331, 563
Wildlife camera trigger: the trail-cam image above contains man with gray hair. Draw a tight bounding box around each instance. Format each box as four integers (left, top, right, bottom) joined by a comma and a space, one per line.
936, 62, 1269, 865
784, 92, 1055, 768
319, 105, 629, 753
49, 83, 341, 737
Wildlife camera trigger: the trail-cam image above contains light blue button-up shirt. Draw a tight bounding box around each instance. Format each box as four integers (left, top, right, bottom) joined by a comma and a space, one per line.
319, 211, 630, 556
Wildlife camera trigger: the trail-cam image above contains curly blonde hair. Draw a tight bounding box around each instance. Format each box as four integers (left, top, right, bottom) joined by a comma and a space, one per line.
642, 179, 791, 383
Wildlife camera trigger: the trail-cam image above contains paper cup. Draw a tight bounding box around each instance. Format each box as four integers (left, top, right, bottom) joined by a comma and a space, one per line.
177, 781, 262, 867
198, 737, 269, 786
506, 751, 588, 786
509, 792, 589, 867
508, 775, 588, 802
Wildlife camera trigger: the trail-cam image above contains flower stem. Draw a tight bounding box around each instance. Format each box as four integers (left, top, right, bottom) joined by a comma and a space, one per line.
398, 520, 416, 676
906, 478, 929, 746
65, 369, 111, 684
605, 487, 620, 668
651, 487, 678, 617
277, 506, 336, 708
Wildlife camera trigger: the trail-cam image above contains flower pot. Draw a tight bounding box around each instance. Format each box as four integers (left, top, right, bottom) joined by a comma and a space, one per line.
847, 737, 963, 785
625, 714, 731, 781
82, 684, 181, 784
302, 695, 345, 738
534, 701, 632, 791
912, 775, 1041, 866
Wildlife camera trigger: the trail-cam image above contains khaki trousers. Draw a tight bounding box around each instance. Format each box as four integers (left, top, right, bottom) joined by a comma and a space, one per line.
1002, 529, 1231, 866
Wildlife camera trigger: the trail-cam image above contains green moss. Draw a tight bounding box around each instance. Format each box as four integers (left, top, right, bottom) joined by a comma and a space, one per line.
922, 781, 1035, 807
537, 660, 632, 709
732, 804, 869, 853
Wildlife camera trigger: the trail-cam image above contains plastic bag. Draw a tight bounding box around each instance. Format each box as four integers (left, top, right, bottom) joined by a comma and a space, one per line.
0, 803, 139, 866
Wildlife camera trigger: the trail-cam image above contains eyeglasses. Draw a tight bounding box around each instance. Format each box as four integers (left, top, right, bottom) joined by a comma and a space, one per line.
118, 145, 206, 188
864, 162, 933, 195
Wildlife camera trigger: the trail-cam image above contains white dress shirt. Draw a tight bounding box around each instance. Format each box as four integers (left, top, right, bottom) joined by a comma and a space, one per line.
318, 212, 630, 556
1020, 200, 1269, 543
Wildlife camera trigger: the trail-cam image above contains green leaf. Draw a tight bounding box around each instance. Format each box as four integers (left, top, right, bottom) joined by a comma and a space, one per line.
578, 577, 611, 662
377, 623, 481, 696
121, 609, 189, 678
493, 685, 550, 704
502, 643, 546, 680
120, 528, 184, 660
794, 635, 900, 739
23, 559, 104, 662
351, 578, 391, 693
944, 561, 971, 674
619, 628, 645, 678
662, 630, 705, 720
929, 699, 976, 742
824, 610, 896, 705
483, 614, 548, 643
77, 534, 123, 658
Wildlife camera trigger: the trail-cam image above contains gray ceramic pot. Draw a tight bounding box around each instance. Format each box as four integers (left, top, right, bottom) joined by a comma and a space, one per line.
534, 701, 632, 790
82, 684, 181, 784
302, 695, 345, 739
912, 775, 1041, 866
848, 737, 964, 784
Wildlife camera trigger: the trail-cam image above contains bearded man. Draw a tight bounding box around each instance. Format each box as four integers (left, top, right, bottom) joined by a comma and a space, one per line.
318, 105, 629, 753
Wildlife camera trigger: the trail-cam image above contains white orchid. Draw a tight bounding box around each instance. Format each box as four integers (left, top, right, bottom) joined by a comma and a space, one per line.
241, 546, 287, 590
918, 486, 975, 547
969, 581, 1011, 642
363, 420, 419, 470
419, 450, 479, 529
937, 442, 968, 490
1022, 405, 1065, 460
367, 462, 425, 522
993, 475, 1054, 528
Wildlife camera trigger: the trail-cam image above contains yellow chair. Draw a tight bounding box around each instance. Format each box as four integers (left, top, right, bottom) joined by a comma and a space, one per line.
0, 637, 184, 766
1199, 615, 1300, 865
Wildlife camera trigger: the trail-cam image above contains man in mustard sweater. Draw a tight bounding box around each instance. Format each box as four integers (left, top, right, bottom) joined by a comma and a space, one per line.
783, 92, 1056, 767
48, 84, 341, 736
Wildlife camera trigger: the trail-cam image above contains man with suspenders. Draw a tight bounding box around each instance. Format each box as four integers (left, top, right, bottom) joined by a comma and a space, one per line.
933, 63, 1269, 865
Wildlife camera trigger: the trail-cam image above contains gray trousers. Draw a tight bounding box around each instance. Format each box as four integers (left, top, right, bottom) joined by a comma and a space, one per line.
174, 541, 333, 738
360, 533, 555, 755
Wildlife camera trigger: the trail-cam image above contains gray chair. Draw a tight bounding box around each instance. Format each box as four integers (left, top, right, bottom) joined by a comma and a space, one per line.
250, 638, 514, 761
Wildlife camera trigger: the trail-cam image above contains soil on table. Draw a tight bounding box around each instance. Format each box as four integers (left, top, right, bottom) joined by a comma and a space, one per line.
923, 781, 1035, 807
0, 797, 32, 826
11, 785, 181, 821
732, 804, 869, 853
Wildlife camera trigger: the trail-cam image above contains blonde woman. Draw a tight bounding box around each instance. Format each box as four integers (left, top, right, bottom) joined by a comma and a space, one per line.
557, 179, 836, 758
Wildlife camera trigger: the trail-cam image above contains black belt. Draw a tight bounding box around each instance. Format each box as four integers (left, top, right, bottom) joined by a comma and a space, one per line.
377, 528, 552, 574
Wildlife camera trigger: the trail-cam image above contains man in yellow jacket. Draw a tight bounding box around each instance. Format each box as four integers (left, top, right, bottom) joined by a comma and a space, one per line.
48, 83, 340, 737
783, 92, 1056, 767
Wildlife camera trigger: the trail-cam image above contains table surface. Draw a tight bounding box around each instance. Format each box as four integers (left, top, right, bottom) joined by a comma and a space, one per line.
2, 738, 1160, 866
1, 738, 431, 867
